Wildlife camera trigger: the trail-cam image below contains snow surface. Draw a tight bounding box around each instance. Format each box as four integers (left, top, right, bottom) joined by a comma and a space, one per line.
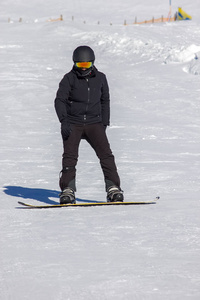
1, 0, 200, 299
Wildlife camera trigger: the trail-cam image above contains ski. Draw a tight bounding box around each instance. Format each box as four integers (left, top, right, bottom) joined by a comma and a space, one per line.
18, 197, 159, 209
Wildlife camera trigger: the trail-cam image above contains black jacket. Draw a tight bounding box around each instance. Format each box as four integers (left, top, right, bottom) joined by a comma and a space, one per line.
54, 66, 110, 126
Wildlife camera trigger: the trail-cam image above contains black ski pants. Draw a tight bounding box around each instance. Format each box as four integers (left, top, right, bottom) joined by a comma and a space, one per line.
60, 123, 121, 191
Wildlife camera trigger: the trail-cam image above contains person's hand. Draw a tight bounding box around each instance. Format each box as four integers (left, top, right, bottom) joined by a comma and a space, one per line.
61, 120, 71, 140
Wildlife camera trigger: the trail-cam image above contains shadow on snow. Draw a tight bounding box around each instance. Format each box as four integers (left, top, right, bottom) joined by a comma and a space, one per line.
3, 186, 99, 205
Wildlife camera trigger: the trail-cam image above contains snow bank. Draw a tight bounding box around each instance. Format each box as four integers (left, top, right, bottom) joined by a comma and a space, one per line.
164, 43, 200, 71
184, 52, 200, 75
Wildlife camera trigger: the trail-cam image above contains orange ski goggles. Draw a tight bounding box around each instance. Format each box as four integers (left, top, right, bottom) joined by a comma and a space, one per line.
75, 61, 93, 69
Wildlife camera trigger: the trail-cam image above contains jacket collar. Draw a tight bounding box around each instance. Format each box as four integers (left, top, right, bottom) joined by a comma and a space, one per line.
72, 65, 97, 78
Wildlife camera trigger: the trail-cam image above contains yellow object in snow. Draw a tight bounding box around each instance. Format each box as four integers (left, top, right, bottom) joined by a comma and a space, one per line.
178, 7, 192, 20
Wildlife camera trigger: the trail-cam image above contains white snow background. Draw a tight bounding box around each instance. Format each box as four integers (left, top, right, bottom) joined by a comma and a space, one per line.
0, 0, 200, 299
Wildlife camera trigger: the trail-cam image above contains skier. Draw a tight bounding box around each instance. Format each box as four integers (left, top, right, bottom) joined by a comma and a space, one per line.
54, 46, 123, 204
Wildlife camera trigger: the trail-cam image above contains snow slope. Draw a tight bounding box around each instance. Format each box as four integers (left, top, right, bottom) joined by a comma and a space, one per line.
0, 0, 200, 299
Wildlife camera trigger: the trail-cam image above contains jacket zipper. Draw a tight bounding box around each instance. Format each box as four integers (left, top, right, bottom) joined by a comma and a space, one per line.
84, 78, 90, 122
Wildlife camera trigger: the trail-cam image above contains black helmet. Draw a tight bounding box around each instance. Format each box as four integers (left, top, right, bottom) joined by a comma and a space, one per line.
73, 46, 95, 62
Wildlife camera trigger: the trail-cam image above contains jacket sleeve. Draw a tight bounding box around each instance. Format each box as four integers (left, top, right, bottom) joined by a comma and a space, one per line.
101, 75, 110, 126
54, 75, 71, 122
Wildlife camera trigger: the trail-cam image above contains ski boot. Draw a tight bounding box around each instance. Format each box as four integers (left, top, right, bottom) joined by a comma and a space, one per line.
107, 186, 124, 202
59, 187, 76, 204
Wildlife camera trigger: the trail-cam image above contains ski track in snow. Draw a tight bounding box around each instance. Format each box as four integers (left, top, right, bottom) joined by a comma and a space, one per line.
0, 0, 200, 299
